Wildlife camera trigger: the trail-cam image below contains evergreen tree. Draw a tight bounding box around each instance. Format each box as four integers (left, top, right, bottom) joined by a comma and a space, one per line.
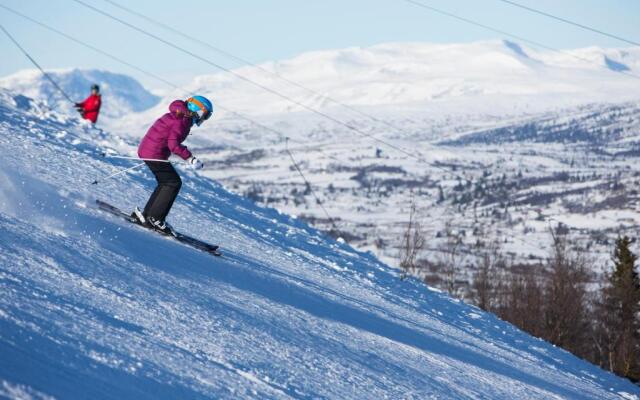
596, 236, 640, 382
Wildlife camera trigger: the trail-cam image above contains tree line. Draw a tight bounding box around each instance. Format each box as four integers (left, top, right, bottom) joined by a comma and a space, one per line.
399, 213, 640, 383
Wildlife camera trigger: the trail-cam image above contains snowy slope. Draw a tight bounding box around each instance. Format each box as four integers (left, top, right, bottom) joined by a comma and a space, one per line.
1, 92, 639, 398
0, 68, 160, 121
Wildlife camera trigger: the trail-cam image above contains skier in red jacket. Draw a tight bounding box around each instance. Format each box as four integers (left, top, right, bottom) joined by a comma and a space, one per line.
75, 84, 102, 124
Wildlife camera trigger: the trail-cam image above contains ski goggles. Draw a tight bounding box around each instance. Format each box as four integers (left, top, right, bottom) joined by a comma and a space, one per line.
187, 97, 211, 126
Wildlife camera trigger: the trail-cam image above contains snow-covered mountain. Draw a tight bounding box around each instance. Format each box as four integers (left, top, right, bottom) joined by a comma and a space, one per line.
167, 40, 640, 117
99, 40, 640, 140
46, 40, 639, 274
2, 87, 639, 398
0, 68, 160, 121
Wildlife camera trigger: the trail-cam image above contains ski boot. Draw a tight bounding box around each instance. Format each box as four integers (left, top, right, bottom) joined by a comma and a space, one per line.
131, 207, 149, 227
148, 216, 175, 236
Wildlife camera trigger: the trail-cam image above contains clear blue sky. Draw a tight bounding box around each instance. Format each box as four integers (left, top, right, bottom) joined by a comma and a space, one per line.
1, 0, 639, 89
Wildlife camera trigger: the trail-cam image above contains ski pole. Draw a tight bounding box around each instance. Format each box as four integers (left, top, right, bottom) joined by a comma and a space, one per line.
91, 162, 147, 185
101, 153, 173, 163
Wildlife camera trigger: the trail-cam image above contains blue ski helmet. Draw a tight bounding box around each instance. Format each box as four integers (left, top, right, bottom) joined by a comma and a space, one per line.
186, 95, 213, 126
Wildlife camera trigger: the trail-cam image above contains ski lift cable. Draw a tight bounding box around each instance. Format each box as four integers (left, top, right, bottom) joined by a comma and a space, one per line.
494, 0, 640, 47
0, 5, 448, 242
0, 4, 345, 225
0, 3, 394, 174
0, 3, 304, 147
285, 137, 340, 232
0, 4, 394, 195
2, 3, 455, 225
0, 5, 177, 93
0, 22, 116, 148
102, 0, 430, 143
402, 0, 640, 81
71, 0, 440, 168
0, 24, 75, 105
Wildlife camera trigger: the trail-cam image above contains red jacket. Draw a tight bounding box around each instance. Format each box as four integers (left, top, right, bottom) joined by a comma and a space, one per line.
77, 94, 102, 123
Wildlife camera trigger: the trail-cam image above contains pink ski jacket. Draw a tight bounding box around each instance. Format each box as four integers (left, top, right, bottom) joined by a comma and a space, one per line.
138, 100, 193, 160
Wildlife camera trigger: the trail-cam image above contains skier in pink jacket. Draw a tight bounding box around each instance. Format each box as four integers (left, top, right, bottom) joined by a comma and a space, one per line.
133, 96, 213, 234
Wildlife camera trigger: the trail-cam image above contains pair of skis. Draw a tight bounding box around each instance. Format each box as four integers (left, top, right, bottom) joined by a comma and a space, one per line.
95, 200, 222, 257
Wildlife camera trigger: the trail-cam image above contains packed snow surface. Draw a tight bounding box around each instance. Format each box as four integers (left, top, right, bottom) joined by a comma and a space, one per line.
1, 87, 639, 399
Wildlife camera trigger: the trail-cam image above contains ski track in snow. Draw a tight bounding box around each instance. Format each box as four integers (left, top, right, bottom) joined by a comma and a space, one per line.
0, 90, 639, 399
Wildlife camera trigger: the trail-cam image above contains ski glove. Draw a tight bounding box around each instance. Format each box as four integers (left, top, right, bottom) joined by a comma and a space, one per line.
187, 156, 204, 170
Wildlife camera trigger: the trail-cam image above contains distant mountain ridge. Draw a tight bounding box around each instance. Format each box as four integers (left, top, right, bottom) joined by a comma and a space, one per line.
2, 40, 639, 136
443, 102, 640, 146
171, 39, 640, 118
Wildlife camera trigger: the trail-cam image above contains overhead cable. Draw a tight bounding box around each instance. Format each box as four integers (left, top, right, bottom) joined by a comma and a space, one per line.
0, 24, 75, 104
72, 0, 435, 165
403, 0, 640, 81
495, 0, 640, 47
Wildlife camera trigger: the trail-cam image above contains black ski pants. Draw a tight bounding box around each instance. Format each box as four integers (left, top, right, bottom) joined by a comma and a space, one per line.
143, 161, 182, 222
